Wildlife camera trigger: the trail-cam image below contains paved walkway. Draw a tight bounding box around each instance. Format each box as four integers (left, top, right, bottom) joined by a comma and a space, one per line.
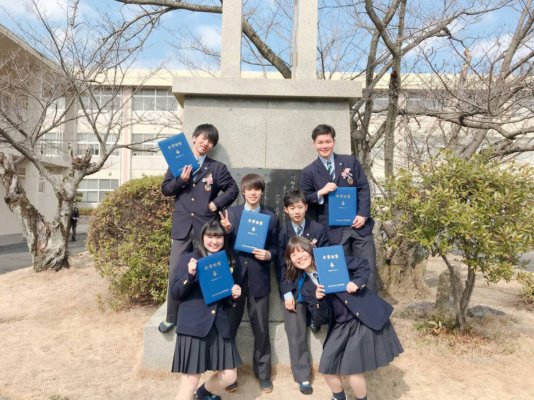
0, 226, 88, 274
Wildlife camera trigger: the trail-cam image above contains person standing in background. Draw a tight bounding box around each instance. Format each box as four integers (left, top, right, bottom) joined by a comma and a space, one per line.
70, 202, 79, 242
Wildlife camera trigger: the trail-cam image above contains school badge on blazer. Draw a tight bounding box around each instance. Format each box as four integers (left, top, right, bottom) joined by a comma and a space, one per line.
203, 174, 213, 191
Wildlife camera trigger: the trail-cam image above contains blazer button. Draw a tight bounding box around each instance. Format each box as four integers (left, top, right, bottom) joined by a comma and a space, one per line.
193, 184, 196, 187
316, 304, 320, 309
356, 312, 359, 316
191, 198, 195, 201
191, 213, 194, 216
362, 284, 366, 288
211, 310, 216, 314
233, 304, 236, 308
183, 280, 188, 285
244, 261, 248, 265
345, 300, 348, 304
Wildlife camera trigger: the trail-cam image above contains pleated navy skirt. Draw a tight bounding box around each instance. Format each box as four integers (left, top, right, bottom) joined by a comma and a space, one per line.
318, 318, 403, 376
172, 325, 243, 374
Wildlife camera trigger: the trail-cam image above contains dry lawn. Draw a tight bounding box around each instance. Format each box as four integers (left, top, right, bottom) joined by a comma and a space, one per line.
0, 253, 533, 400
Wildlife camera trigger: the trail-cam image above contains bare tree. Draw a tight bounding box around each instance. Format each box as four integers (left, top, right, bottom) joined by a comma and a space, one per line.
0, 0, 177, 271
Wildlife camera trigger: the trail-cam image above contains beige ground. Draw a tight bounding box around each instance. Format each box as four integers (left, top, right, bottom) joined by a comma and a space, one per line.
0, 253, 533, 400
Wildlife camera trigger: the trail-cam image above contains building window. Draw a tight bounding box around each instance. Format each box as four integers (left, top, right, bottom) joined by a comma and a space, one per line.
132, 133, 171, 156
133, 89, 178, 112
80, 89, 121, 112
77, 179, 119, 204
77, 133, 120, 157
38, 179, 45, 193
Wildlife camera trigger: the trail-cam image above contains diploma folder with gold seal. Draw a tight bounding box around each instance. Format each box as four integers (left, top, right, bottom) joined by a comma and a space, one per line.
313, 245, 350, 294
233, 210, 271, 254
197, 251, 235, 305
158, 132, 200, 178
328, 187, 357, 226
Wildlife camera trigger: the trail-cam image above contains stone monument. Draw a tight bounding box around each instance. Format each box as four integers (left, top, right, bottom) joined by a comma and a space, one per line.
143, 0, 362, 370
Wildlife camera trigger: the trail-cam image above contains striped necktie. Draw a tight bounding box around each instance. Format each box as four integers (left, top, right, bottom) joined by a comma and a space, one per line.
192, 157, 200, 179
313, 272, 320, 284
327, 160, 335, 180
296, 225, 303, 236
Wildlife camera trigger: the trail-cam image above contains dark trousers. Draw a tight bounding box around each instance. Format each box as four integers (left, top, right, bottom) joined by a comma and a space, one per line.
283, 300, 311, 382
340, 227, 379, 294
227, 273, 271, 379
70, 221, 77, 239
165, 227, 197, 324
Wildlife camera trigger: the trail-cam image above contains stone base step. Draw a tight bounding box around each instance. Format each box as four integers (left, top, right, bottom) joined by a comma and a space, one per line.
143, 302, 326, 371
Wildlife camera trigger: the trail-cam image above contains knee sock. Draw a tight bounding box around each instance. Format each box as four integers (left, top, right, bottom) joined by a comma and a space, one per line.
333, 391, 346, 400
195, 383, 212, 399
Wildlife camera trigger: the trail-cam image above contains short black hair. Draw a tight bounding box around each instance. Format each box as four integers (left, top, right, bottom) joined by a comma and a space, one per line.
193, 124, 219, 147
312, 124, 336, 141
240, 173, 266, 193
283, 189, 307, 207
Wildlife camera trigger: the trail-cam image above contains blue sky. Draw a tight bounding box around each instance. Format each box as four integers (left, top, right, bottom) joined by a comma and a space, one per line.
0, 0, 525, 74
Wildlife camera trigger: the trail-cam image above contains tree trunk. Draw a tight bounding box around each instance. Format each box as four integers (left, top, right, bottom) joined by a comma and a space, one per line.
0, 153, 71, 271
440, 253, 465, 332
384, 60, 401, 178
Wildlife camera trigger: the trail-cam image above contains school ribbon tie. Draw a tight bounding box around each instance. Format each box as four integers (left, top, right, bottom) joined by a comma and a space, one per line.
327, 160, 335, 180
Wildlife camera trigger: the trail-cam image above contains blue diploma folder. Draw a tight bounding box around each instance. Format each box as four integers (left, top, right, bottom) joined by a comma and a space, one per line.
197, 251, 235, 305
158, 132, 200, 178
313, 245, 350, 294
328, 187, 357, 226
234, 211, 271, 254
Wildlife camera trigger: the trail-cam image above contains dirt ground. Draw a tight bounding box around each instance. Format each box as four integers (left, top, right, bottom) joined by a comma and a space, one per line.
0, 253, 533, 400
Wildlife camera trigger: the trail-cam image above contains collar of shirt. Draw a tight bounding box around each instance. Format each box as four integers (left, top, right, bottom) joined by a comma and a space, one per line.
244, 203, 260, 213
306, 271, 320, 286
319, 153, 335, 171
196, 154, 207, 168
291, 219, 306, 235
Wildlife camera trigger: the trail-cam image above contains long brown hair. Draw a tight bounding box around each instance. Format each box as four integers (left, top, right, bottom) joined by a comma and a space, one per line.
284, 236, 316, 282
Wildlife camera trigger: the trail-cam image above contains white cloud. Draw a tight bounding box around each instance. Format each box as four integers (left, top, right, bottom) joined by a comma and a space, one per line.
470, 33, 534, 60
196, 24, 221, 49
0, 0, 94, 21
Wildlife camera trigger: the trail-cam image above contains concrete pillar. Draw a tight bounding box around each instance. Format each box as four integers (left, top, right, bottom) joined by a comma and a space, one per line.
293, 0, 318, 80
220, 0, 243, 78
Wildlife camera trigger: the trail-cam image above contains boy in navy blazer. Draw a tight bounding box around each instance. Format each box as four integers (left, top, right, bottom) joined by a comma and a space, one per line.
300, 124, 379, 294
220, 173, 279, 394
160, 124, 239, 333
276, 189, 329, 395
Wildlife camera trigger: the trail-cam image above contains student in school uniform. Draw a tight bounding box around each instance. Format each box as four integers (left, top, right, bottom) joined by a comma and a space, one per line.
219, 173, 280, 394
284, 236, 403, 400
160, 124, 239, 334
299, 124, 379, 294
276, 189, 329, 395
171, 220, 243, 400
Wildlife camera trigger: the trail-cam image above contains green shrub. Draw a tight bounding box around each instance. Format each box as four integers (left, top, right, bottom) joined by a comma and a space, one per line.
517, 271, 534, 305
77, 207, 95, 216
87, 175, 173, 308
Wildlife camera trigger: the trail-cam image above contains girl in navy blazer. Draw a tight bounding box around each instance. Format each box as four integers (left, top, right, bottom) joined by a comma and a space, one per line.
284, 236, 403, 400
171, 221, 243, 400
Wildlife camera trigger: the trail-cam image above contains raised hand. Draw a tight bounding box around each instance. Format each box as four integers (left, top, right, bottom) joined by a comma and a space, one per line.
232, 284, 242, 299
346, 281, 359, 294
188, 258, 198, 275
219, 210, 232, 233
319, 182, 337, 198
181, 165, 193, 182
252, 248, 271, 261
316, 284, 326, 300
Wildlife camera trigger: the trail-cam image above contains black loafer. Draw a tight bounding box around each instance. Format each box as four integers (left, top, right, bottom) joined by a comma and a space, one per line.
260, 378, 273, 393
158, 321, 176, 333
225, 381, 238, 392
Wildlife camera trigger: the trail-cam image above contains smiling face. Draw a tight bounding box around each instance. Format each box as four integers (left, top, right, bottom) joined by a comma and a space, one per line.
313, 133, 335, 160
243, 187, 263, 208
290, 246, 314, 273
192, 133, 214, 156
284, 200, 307, 224
203, 233, 224, 254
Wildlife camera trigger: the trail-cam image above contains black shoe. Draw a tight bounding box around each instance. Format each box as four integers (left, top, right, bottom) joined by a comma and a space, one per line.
158, 321, 176, 333
310, 324, 320, 334
299, 381, 313, 395
225, 381, 238, 392
260, 378, 273, 393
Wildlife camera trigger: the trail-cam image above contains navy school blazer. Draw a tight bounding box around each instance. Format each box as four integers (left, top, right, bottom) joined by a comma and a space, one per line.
299, 154, 375, 244
276, 217, 329, 300
227, 204, 280, 298
161, 157, 239, 240
171, 250, 243, 339
300, 255, 393, 336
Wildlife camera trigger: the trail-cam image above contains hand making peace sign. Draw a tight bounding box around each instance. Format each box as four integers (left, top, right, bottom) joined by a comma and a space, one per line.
219, 210, 232, 233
